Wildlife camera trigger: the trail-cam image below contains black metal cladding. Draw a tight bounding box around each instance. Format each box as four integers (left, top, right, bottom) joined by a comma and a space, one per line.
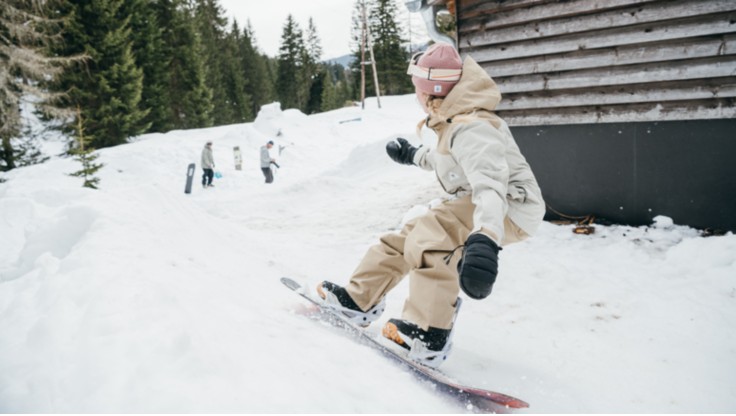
513, 120, 736, 231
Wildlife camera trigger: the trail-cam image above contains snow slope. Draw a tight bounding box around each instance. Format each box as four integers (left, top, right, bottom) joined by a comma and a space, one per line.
1, 96, 735, 413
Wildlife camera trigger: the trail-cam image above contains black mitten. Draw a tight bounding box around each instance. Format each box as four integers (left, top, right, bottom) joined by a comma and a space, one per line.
457, 233, 501, 300
386, 138, 418, 165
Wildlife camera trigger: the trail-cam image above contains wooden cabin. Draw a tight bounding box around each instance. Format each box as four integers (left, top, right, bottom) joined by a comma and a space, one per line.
408, 0, 736, 232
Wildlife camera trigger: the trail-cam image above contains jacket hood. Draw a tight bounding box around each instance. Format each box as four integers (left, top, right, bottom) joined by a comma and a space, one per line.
424, 56, 503, 138
439, 56, 501, 119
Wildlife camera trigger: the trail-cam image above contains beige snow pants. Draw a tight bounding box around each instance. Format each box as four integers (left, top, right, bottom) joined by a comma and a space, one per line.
345, 195, 528, 330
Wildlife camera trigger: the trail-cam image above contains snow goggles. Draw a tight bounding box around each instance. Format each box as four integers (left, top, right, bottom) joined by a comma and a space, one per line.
406, 51, 462, 81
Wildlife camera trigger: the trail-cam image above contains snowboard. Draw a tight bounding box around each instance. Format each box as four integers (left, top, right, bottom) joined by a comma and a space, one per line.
184, 163, 195, 194
281, 277, 529, 412
233, 146, 242, 170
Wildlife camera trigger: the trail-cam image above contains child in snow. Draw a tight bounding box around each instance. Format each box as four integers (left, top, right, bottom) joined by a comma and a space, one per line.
201, 141, 215, 188
317, 43, 546, 366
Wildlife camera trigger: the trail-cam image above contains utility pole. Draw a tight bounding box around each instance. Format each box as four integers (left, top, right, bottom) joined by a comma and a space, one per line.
359, 0, 381, 110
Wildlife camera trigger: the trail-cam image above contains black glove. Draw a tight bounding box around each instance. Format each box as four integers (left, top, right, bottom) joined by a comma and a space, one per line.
457, 233, 501, 300
386, 138, 418, 166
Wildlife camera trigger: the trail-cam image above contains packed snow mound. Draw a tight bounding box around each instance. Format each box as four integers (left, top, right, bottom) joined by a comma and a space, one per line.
253, 101, 285, 138
0, 95, 735, 413
330, 139, 396, 179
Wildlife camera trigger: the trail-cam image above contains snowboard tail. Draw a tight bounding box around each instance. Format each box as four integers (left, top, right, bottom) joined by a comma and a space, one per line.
281, 277, 529, 412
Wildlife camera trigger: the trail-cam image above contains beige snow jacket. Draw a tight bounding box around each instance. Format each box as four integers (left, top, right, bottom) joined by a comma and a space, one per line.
412, 56, 545, 242
201, 146, 215, 169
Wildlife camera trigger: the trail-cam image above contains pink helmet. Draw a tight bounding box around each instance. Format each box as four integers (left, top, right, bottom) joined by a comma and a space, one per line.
407, 42, 463, 97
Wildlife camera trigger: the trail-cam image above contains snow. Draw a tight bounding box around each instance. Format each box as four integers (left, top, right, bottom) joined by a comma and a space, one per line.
1, 95, 735, 413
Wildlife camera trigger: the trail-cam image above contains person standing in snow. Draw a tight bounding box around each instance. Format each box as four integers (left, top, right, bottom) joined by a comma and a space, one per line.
260, 140, 277, 184
317, 43, 546, 366
201, 141, 216, 188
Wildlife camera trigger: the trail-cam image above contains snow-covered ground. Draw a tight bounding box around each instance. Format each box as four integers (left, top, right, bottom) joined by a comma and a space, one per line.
1, 95, 734, 413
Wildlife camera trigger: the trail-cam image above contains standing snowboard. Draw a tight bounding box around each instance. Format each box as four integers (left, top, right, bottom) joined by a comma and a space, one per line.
233, 146, 242, 170
281, 277, 529, 412
184, 163, 195, 194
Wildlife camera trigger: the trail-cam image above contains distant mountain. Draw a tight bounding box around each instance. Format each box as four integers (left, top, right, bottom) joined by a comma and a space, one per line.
323, 53, 355, 68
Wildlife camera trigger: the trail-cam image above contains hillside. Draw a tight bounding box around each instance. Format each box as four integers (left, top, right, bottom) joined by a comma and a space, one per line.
0, 96, 734, 412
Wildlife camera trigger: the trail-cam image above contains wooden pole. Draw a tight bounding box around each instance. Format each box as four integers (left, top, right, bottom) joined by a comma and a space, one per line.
360, 0, 367, 109
366, 20, 382, 109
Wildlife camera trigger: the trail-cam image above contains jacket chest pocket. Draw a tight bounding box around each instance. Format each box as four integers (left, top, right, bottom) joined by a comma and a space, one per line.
435, 153, 467, 192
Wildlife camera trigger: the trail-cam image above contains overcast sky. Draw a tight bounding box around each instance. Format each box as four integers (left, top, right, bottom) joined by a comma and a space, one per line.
218, 0, 428, 60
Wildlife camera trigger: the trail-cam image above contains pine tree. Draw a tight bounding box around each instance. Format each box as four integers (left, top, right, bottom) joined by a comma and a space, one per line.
305, 18, 323, 67
276, 15, 306, 110
320, 70, 336, 112
222, 20, 252, 123
304, 17, 324, 114
56, 0, 150, 149
69, 107, 103, 189
306, 70, 326, 114
238, 21, 273, 118
1, 0, 78, 171
155, 0, 213, 129
127, 0, 171, 133
193, 0, 234, 125
337, 77, 353, 107
11, 122, 51, 168
321, 62, 354, 111
263, 54, 278, 102
370, 0, 412, 95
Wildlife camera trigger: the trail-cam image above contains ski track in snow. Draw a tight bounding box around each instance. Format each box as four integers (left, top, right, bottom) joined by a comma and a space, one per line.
1, 96, 735, 413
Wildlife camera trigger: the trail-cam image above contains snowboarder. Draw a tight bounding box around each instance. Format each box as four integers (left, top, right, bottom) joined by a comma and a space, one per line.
260, 140, 277, 184
317, 42, 546, 366
201, 141, 215, 188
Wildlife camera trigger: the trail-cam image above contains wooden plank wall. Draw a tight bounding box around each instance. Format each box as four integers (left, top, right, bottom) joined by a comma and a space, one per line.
455, 0, 736, 125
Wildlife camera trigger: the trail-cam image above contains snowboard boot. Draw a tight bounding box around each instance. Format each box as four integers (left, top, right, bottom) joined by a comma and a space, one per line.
317, 281, 385, 327
382, 319, 453, 368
